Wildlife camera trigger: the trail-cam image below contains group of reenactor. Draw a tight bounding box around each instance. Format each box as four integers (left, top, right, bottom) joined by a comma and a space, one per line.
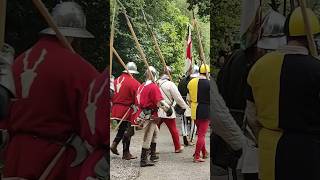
110, 61, 211, 167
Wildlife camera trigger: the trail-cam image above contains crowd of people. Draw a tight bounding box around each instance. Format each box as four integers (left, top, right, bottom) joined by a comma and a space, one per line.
110, 62, 211, 166
211, 6, 320, 180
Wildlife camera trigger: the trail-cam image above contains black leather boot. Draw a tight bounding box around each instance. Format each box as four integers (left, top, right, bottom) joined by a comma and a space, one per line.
150, 142, 159, 162
140, 148, 155, 167
122, 136, 137, 160
110, 141, 120, 155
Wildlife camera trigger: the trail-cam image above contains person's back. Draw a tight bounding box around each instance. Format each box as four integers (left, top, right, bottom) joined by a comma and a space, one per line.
188, 76, 210, 120
10, 36, 98, 139
178, 75, 191, 101
217, 49, 249, 113
5, 36, 98, 179
112, 73, 140, 121
112, 73, 140, 106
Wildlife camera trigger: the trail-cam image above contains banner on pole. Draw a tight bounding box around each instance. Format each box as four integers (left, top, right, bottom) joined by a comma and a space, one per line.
185, 24, 192, 73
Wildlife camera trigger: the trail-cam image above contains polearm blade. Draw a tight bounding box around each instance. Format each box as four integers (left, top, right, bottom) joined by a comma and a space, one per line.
110, 1, 117, 77
117, 0, 155, 82
0, 0, 7, 49
32, 0, 75, 53
298, 0, 318, 57
141, 9, 173, 81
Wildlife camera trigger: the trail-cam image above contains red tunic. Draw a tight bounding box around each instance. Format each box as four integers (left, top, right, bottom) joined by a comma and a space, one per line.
131, 81, 163, 122
79, 69, 109, 179
4, 36, 99, 179
111, 73, 140, 123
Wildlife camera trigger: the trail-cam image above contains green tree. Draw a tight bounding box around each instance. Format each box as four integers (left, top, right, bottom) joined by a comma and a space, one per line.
111, 0, 209, 81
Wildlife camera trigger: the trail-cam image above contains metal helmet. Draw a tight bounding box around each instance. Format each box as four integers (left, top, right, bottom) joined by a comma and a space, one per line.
190, 65, 199, 78
123, 62, 139, 74
163, 66, 173, 74
40, 2, 94, 38
257, 9, 287, 50
145, 66, 158, 81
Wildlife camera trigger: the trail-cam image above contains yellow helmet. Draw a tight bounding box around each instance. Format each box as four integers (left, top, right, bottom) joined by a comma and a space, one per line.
284, 7, 320, 36
200, 64, 210, 74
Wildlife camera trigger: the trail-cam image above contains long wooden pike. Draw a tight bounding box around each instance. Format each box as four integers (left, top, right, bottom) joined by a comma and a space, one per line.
117, 0, 155, 82
112, 47, 133, 78
112, 107, 131, 131
298, 0, 318, 57
0, 0, 7, 49
110, 1, 117, 77
192, 12, 209, 79
32, 0, 75, 53
141, 9, 172, 81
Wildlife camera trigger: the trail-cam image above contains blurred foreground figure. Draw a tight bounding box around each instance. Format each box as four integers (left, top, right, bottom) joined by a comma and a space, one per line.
215, 8, 286, 180
4, 2, 99, 179
79, 69, 109, 180
0, 44, 15, 119
246, 7, 320, 180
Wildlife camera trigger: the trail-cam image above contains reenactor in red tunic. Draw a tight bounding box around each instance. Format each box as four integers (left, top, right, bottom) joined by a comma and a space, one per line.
110, 62, 141, 160
3, 2, 99, 179
131, 66, 172, 167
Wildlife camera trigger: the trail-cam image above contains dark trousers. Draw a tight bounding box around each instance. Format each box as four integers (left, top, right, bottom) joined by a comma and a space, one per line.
113, 121, 134, 152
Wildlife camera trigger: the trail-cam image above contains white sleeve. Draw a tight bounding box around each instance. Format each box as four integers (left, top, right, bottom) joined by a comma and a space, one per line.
210, 78, 245, 151
169, 82, 188, 109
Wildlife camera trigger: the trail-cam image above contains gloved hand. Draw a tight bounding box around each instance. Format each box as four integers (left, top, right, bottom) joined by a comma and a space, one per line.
166, 108, 173, 117
174, 104, 185, 115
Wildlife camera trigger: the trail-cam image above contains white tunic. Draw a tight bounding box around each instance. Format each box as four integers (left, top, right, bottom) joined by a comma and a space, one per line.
157, 75, 188, 119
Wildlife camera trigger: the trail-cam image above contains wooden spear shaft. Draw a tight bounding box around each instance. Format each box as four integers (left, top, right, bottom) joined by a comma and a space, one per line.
116, 0, 155, 81
122, 11, 155, 82
0, 0, 6, 49
110, 2, 117, 77
32, 0, 74, 53
299, 0, 318, 57
193, 17, 209, 79
112, 47, 133, 78
141, 9, 172, 81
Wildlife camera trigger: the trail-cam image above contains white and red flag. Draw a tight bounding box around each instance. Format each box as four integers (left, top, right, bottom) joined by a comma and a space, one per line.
184, 24, 192, 74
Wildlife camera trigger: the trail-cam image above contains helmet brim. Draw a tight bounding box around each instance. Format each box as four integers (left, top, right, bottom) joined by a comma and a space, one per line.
123, 70, 139, 74
257, 36, 287, 50
40, 27, 95, 39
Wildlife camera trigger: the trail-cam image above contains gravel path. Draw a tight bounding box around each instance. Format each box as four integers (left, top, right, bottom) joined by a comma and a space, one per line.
110, 119, 210, 180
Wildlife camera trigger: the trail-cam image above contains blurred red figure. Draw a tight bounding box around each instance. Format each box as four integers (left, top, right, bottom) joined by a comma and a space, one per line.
3, 2, 99, 179
79, 69, 109, 180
